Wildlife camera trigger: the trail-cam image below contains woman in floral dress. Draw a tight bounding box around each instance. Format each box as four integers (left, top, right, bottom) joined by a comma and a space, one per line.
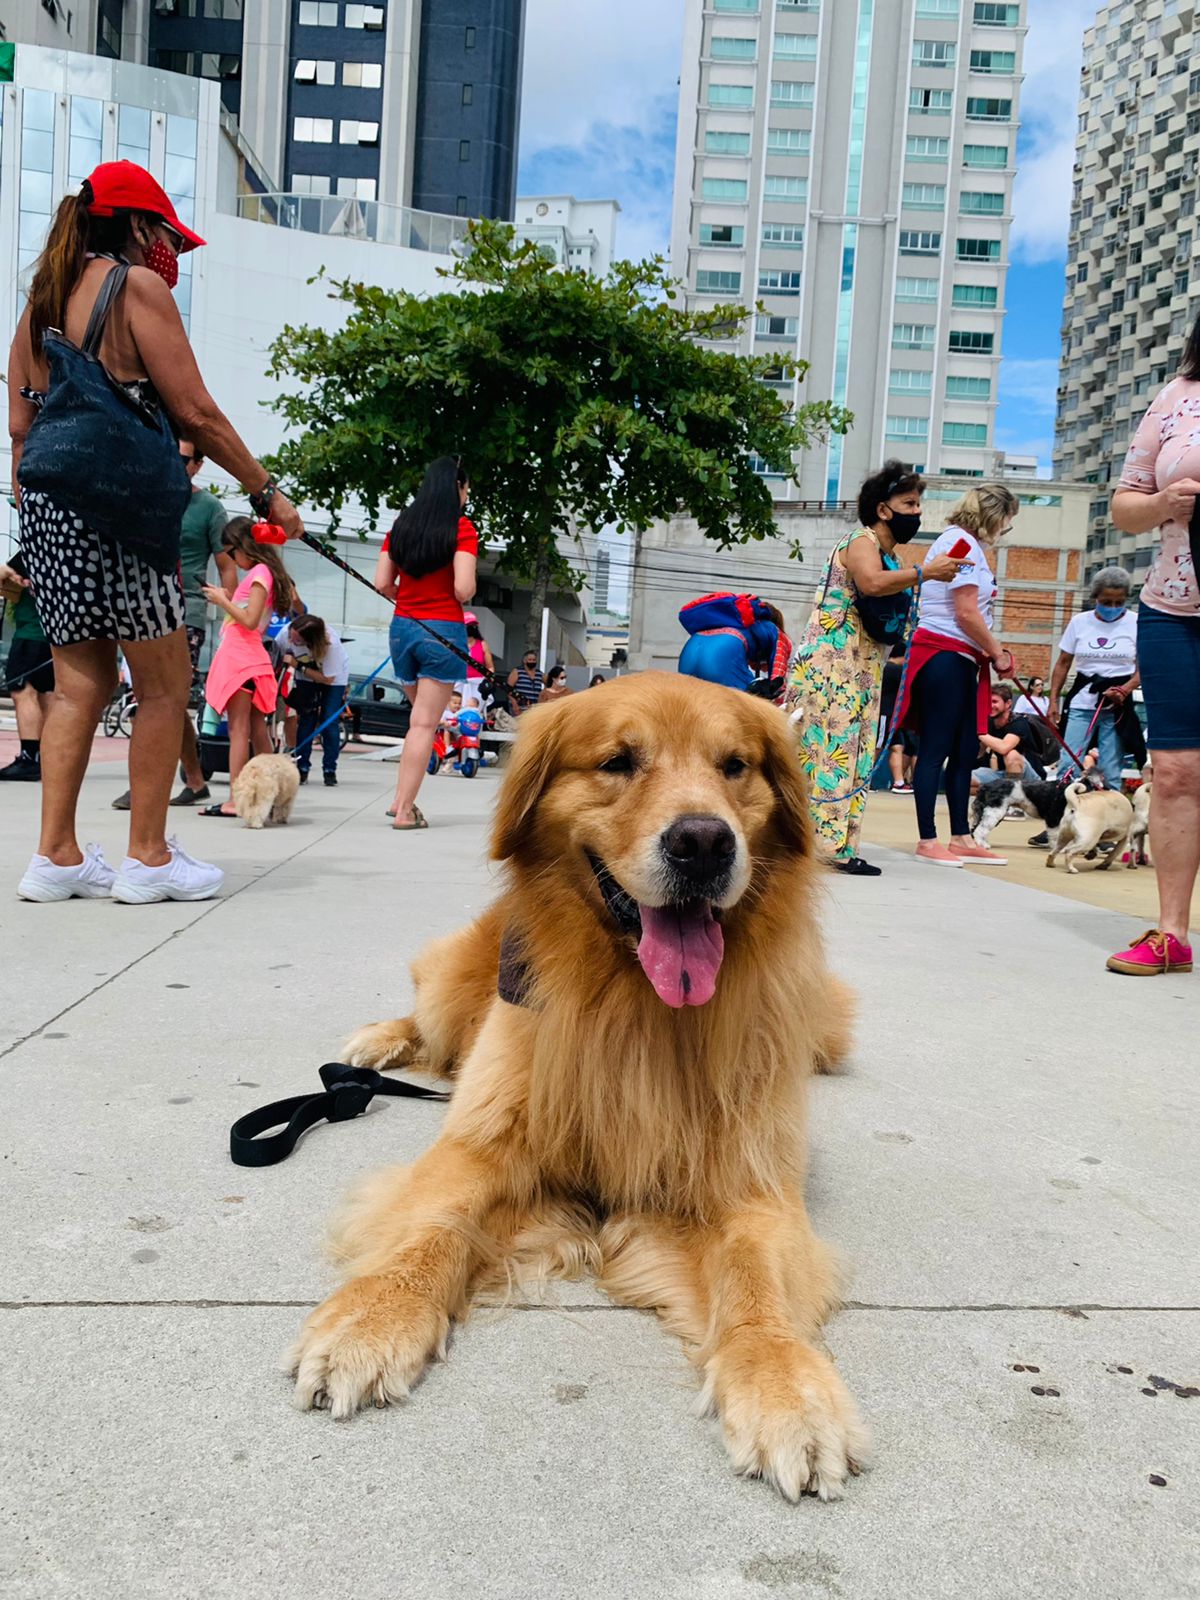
789, 462, 960, 876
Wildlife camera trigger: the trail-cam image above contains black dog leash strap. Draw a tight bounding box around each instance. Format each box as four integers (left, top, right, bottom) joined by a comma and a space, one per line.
230, 1062, 450, 1167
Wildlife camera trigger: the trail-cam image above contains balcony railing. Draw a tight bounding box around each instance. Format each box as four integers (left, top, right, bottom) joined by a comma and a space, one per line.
237, 192, 471, 255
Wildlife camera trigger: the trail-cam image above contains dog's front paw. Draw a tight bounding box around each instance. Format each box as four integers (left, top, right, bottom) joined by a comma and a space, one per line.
285, 1274, 448, 1418
705, 1335, 869, 1502
342, 1018, 419, 1070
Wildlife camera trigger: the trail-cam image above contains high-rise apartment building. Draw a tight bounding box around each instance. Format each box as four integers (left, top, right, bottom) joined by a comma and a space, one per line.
1053, 0, 1199, 590
2, 0, 524, 216
670, 0, 1025, 503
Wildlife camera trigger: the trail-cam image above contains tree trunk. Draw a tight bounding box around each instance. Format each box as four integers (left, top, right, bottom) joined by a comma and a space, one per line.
524, 536, 553, 657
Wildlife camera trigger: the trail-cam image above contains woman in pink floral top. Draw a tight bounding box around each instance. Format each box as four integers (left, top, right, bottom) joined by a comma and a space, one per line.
1106, 370, 1200, 976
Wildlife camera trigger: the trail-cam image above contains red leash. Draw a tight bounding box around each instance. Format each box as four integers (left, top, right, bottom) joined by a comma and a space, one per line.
1013, 675, 1104, 780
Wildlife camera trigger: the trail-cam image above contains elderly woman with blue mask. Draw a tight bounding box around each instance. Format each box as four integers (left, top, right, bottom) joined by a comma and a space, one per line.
1049, 566, 1146, 788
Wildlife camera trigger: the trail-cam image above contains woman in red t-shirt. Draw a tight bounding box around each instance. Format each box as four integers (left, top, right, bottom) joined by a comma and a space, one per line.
374, 456, 477, 829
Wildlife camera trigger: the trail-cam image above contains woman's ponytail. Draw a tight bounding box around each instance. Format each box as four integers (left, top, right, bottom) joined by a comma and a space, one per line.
28, 189, 93, 357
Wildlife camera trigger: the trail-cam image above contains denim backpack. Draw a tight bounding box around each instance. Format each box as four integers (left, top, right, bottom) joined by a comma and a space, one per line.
18, 261, 190, 573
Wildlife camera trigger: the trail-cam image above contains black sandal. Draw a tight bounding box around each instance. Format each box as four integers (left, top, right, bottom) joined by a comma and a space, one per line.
199, 803, 239, 818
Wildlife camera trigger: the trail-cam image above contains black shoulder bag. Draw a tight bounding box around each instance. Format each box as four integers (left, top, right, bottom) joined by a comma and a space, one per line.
18, 262, 191, 573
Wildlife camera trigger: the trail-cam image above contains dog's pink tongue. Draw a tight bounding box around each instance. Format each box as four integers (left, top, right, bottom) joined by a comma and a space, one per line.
636, 902, 724, 1008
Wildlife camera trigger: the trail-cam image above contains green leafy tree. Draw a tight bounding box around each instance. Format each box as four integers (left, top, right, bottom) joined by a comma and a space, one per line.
267, 220, 850, 651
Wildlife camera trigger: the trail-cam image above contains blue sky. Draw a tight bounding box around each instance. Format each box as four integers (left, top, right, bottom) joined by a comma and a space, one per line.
517, 0, 1096, 479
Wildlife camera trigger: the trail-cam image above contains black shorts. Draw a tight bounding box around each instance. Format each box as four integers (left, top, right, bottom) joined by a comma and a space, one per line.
4, 636, 55, 694
890, 728, 918, 755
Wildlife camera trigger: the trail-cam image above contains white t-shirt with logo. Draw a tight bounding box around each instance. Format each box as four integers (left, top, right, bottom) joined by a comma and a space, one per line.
1058, 608, 1137, 711
916, 525, 997, 648
281, 624, 350, 687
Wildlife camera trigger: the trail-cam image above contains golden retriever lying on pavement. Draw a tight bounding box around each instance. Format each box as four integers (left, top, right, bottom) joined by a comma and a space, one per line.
287, 672, 865, 1500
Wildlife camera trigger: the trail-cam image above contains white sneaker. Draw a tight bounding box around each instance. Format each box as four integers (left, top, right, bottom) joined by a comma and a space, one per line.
18, 843, 116, 902
111, 836, 224, 904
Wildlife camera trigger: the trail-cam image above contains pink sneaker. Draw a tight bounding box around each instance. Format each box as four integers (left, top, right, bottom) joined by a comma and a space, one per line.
915, 841, 963, 868
1106, 930, 1193, 976
949, 841, 1008, 866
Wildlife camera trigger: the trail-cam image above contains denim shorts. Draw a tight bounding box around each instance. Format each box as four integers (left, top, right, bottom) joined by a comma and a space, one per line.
389, 615, 468, 686
1137, 603, 1200, 750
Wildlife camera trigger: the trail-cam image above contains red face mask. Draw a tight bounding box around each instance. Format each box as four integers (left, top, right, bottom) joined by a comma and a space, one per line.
144, 238, 179, 291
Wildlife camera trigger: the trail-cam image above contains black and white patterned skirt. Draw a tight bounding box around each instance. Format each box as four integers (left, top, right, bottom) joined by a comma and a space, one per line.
18, 490, 185, 648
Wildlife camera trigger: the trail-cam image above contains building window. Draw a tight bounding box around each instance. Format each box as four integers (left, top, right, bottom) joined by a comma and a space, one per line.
298, 1, 338, 22
343, 61, 382, 86
759, 269, 802, 294
762, 222, 804, 247
696, 268, 742, 294
907, 135, 949, 162
710, 36, 756, 59
899, 230, 942, 254
886, 415, 930, 439
903, 182, 945, 210
462, 82, 473, 104
457, 195, 469, 214
767, 127, 810, 155
773, 33, 817, 60
344, 4, 384, 28
764, 175, 807, 202
708, 83, 754, 107
952, 282, 998, 307
292, 174, 333, 195
917, 0, 958, 12
700, 222, 745, 246
702, 177, 749, 201
963, 143, 1007, 168
946, 375, 991, 399
464, 24, 475, 47
910, 88, 953, 115
339, 119, 380, 145
889, 369, 933, 395
893, 322, 935, 350
896, 275, 938, 301
337, 176, 377, 199
974, 2, 1018, 24
970, 49, 1015, 73
956, 237, 1001, 260
777, 0, 818, 8
960, 190, 1005, 215
755, 313, 799, 338
293, 116, 334, 142
966, 97, 1012, 121
459, 139, 470, 160
294, 59, 336, 83
948, 330, 995, 353
943, 421, 989, 444
713, 0, 758, 8
913, 40, 955, 67
706, 130, 752, 154
770, 80, 814, 107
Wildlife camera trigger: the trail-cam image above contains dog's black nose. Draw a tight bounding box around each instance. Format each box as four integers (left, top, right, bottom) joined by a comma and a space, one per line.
661, 814, 737, 885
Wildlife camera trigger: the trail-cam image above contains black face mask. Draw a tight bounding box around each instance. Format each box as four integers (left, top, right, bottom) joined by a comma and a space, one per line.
886, 512, 922, 544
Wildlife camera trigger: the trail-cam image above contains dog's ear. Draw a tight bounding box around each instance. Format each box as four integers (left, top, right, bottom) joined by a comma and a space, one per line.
759, 707, 812, 855
491, 705, 564, 862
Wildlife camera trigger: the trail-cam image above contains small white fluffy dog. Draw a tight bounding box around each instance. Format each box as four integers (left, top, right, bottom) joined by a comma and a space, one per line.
1129, 781, 1152, 866
231, 753, 300, 829
1046, 780, 1135, 874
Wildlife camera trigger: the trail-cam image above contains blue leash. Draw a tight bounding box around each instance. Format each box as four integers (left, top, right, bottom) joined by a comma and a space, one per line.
289, 653, 393, 760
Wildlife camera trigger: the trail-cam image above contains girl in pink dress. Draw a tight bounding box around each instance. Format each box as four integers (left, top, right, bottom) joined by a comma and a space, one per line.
200, 518, 298, 816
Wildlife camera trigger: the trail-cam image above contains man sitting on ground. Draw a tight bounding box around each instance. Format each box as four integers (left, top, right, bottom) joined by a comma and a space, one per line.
971, 683, 1046, 793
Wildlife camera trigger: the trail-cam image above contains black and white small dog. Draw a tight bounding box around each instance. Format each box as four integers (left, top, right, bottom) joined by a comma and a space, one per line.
970, 771, 1107, 852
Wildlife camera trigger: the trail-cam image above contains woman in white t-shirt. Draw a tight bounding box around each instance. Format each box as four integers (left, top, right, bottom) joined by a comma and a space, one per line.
278, 614, 351, 786
892, 483, 1019, 867
1049, 567, 1142, 788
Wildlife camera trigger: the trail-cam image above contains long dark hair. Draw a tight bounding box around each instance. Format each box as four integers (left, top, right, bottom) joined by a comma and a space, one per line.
290, 612, 331, 663
27, 182, 150, 357
222, 517, 299, 618
856, 459, 926, 529
1181, 313, 1200, 378
387, 456, 468, 578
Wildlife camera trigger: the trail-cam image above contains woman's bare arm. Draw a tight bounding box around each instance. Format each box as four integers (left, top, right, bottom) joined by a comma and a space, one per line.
374, 545, 399, 601
951, 586, 1009, 669
7, 311, 40, 502
1048, 649, 1073, 717
1111, 480, 1200, 534
453, 551, 477, 606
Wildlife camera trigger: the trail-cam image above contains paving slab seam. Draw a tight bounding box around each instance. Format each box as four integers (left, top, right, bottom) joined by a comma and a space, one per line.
4, 1298, 1199, 1312
0, 778, 392, 1065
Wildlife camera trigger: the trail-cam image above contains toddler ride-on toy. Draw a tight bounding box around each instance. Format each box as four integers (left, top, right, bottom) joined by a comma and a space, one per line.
426, 706, 484, 778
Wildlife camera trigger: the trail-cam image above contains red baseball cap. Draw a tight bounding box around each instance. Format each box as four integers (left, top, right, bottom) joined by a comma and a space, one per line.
84, 161, 206, 251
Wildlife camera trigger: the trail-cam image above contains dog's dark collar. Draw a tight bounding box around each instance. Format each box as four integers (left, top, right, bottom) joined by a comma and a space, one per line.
587, 852, 642, 936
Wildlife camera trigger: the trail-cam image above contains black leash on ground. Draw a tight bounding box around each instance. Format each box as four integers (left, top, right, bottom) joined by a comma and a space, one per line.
297, 532, 509, 707
229, 1061, 449, 1167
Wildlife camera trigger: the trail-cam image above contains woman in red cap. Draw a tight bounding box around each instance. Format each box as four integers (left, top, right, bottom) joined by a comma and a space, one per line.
6, 162, 303, 904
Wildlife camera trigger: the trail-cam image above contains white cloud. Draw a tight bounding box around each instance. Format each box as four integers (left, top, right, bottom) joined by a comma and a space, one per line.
995, 357, 1060, 412
518, 0, 685, 263
1011, 0, 1097, 264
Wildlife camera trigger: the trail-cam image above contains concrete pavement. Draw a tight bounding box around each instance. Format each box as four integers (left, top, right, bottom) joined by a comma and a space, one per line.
1, 751, 1197, 1599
